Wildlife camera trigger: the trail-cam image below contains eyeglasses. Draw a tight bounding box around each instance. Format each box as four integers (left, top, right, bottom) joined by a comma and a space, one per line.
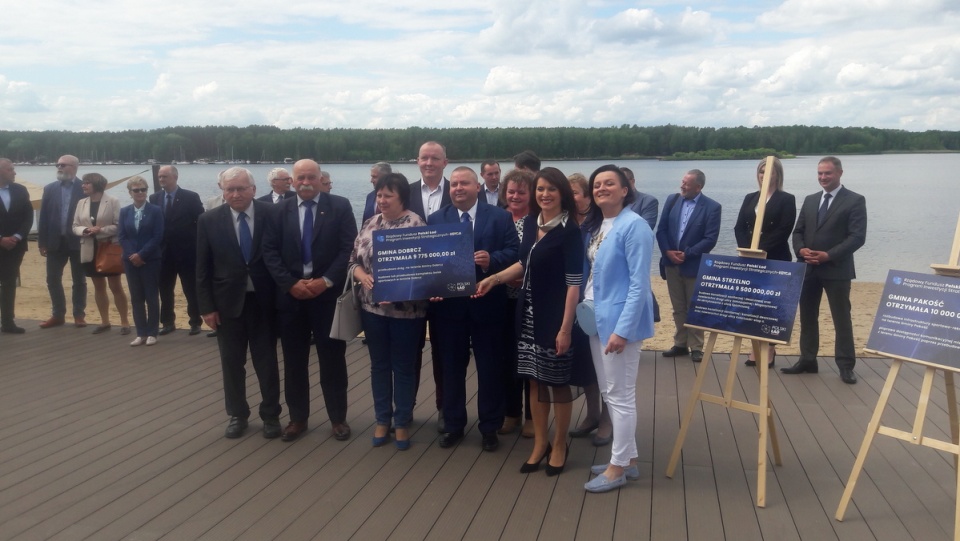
55, 163, 74, 168
129, 188, 148, 193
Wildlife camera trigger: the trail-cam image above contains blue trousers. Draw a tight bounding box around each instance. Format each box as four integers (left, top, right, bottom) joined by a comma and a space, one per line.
124, 259, 160, 337
361, 311, 423, 428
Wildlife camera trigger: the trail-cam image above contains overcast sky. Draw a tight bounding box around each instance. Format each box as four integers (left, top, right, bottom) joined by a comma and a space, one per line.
1, 1, 957, 132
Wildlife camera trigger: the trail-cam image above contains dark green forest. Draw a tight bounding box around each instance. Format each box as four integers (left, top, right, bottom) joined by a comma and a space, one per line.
1, 124, 958, 164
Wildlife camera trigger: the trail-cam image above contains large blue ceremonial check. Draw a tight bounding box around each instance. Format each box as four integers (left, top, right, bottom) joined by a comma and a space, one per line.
371, 222, 476, 303
686, 255, 806, 343
866, 270, 960, 369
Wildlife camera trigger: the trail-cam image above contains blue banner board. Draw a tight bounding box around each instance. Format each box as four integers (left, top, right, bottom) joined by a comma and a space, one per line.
371, 222, 476, 303
866, 270, 960, 369
686, 255, 806, 343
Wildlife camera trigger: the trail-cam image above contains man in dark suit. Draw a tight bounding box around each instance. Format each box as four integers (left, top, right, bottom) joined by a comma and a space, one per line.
656, 169, 722, 363
37, 154, 87, 328
621, 167, 659, 230
480, 160, 502, 206
409, 141, 453, 431
149, 165, 205, 335
782, 156, 867, 384
362, 162, 391, 223
0, 159, 33, 334
197, 167, 281, 439
257, 168, 294, 204
428, 166, 519, 451
262, 159, 357, 442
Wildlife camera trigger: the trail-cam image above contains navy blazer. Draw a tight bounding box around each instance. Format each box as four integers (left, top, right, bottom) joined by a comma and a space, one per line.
257, 191, 295, 204
734, 190, 797, 261
196, 200, 276, 319
408, 178, 451, 221
262, 192, 358, 304
37, 177, 85, 252
655, 192, 722, 278
0, 182, 34, 255
629, 190, 659, 230
362, 190, 377, 224
427, 202, 519, 321
118, 203, 164, 262
792, 186, 866, 280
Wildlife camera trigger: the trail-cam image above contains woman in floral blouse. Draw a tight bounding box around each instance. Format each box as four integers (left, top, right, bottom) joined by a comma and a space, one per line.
350, 173, 427, 450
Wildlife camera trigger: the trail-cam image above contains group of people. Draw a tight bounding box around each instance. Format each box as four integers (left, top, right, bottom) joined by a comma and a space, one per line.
0, 146, 866, 495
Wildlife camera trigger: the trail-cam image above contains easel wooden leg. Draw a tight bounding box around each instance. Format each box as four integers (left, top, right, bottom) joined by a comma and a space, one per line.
945, 372, 959, 470
836, 360, 903, 520
666, 332, 718, 478
756, 344, 771, 507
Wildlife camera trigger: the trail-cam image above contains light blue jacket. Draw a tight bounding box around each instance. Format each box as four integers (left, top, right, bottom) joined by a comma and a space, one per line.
590, 207, 656, 346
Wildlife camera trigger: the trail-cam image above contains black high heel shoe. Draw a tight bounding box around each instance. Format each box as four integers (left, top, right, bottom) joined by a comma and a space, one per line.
520, 444, 552, 474
545, 446, 569, 477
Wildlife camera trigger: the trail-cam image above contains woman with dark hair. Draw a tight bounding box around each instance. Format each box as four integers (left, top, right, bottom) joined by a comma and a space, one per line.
118, 175, 164, 346
581, 164, 655, 493
351, 172, 427, 450
73, 173, 130, 335
567, 172, 613, 446
733, 157, 796, 367
477, 166, 586, 476
496, 168, 537, 437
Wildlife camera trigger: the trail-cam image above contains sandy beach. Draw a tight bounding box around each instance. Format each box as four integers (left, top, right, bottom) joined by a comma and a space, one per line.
9, 241, 884, 357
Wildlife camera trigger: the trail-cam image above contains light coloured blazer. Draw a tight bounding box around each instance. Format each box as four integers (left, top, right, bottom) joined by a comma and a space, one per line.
592, 207, 656, 346
72, 194, 121, 263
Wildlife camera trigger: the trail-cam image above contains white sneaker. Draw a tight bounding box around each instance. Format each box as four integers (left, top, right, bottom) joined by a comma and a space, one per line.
145, 336, 157, 346
130, 337, 145, 346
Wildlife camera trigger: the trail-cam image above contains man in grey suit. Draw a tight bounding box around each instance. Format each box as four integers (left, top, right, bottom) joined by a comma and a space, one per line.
782, 156, 866, 384
197, 167, 281, 439
37, 154, 87, 328
621, 167, 658, 230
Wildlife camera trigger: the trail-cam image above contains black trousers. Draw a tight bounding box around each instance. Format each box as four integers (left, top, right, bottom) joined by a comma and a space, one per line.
0, 250, 25, 327
158, 251, 200, 328
798, 273, 856, 370
217, 292, 281, 421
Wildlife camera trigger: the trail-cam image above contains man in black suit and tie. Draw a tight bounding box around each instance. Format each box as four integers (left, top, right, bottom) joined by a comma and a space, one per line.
782, 156, 867, 384
262, 159, 357, 442
428, 166, 519, 451
257, 168, 294, 204
0, 159, 33, 334
37, 154, 87, 328
197, 167, 282, 439
409, 141, 453, 431
149, 165, 205, 335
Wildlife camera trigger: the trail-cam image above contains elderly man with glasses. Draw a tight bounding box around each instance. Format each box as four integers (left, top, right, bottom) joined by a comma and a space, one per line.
37, 155, 87, 328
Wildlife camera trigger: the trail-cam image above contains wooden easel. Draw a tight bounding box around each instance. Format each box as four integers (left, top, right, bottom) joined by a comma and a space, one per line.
665, 156, 785, 507
836, 213, 960, 539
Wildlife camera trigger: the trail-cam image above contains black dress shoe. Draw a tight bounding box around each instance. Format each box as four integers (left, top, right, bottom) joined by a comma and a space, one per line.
691, 350, 704, 363
158, 325, 176, 336
1, 325, 25, 334
225, 417, 248, 439
263, 418, 282, 439
438, 431, 464, 448
780, 359, 819, 374
481, 432, 499, 452
839, 368, 858, 384
662, 346, 689, 357
207, 330, 218, 338
189, 325, 202, 335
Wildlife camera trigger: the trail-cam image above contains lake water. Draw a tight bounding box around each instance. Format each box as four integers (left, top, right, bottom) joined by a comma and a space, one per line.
13, 153, 959, 283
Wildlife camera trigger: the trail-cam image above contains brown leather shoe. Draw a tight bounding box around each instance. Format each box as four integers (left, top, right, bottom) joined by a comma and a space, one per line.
280, 421, 308, 442
332, 422, 351, 441
521, 419, 535, 438
39, 317, 65, 329
74, 318, 87, 328
498, 416, 520, 435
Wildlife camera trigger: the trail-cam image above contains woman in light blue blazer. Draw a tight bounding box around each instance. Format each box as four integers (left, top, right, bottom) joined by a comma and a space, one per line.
581, 165, 655, 493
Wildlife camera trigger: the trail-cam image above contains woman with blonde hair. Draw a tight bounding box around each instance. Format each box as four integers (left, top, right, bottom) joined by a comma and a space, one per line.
72, 173, 130, 335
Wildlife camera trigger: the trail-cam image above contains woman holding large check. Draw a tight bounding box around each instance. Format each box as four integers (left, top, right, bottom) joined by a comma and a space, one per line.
350, 173, 427, 451
580, 165, 655, 493
476, 167, 585, 476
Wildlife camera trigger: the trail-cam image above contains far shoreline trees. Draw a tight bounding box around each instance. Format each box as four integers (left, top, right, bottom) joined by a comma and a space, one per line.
1, 124, 957, 164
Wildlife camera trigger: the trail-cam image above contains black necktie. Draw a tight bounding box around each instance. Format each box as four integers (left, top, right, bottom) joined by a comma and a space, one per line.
817, 193, 832, 227
238, 212, 252, 264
